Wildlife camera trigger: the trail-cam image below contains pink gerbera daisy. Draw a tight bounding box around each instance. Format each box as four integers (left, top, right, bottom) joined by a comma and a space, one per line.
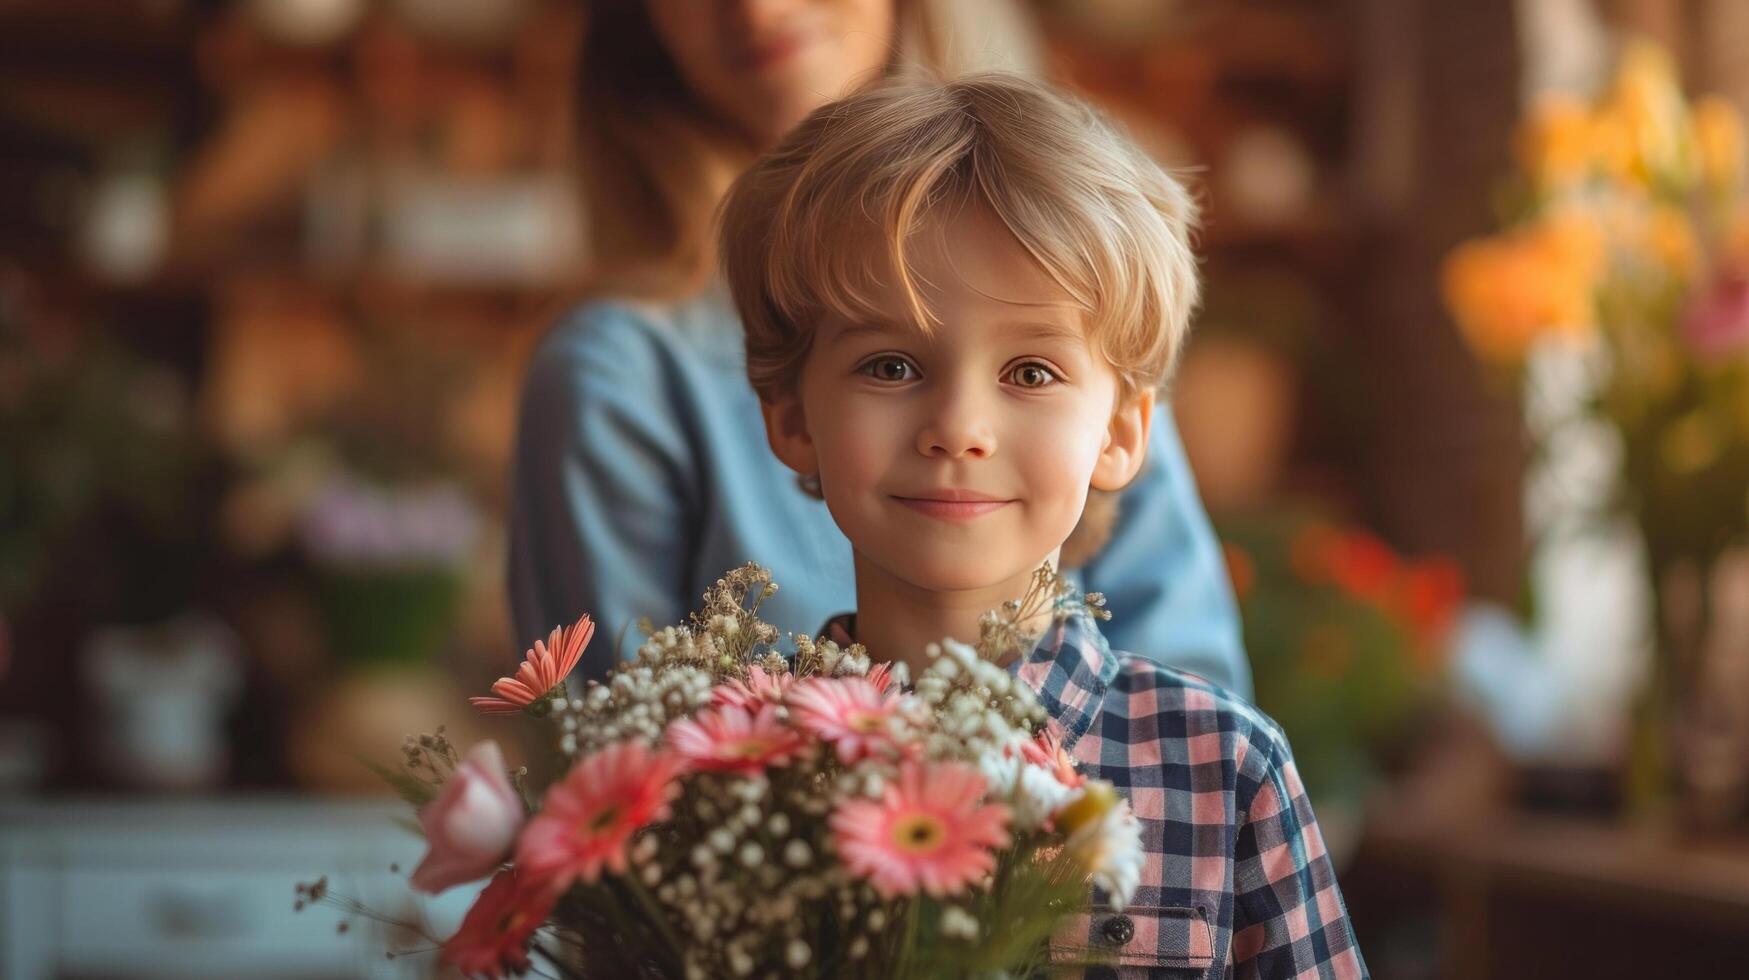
515, 741, 685, 890
786, 676, 904, 764
710, 664, 794, 711
666, 704, 809, 774
471, 614, 595, 715
440, 867, 558, 979
831, 760, 1011, 899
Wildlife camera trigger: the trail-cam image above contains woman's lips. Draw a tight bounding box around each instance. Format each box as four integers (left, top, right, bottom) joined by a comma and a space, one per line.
892, 497, 1014, 521
734, 29, 816, 72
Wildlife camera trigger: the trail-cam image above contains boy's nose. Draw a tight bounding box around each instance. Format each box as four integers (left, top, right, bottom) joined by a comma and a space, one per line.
915, 390, 998, 459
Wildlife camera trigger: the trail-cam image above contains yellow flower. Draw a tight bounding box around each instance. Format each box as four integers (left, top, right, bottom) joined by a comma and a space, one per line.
1053, 782, 1119, 836
1517, 94, 1596, 188
1442, 213, 1603, 364
1607, 39, 1697, 189
1693, 95, 1747, 194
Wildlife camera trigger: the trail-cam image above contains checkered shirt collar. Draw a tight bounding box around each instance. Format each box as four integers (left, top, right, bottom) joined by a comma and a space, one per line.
819, 610, 1117, 750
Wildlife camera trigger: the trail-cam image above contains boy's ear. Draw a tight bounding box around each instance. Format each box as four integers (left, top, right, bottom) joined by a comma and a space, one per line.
1090, 388, 1154, 492
759, 392, 819, 479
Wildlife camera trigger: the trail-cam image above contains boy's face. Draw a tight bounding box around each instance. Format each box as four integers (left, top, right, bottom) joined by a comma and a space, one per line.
760, 204, 1154, 596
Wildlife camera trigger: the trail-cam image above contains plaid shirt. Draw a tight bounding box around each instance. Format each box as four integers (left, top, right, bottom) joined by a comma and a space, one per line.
825, 611, 1367, 979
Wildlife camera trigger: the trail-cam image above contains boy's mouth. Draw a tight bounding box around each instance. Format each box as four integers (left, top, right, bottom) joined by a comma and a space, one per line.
891, 491, 1015, 521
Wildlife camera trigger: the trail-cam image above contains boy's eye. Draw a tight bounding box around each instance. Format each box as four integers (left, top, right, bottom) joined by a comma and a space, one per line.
858, 356, 917, 382
1006, 361, 1060, 388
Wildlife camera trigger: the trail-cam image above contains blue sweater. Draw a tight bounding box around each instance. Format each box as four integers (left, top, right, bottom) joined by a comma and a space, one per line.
506, 287, 1252, 697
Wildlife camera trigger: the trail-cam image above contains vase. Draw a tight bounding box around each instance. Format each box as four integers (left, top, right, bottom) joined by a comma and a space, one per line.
1641, 546, 1749, 832
82, 613, 242, 790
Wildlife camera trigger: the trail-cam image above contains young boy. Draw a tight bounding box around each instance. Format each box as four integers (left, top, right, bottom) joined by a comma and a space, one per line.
718, 74, 1366, 978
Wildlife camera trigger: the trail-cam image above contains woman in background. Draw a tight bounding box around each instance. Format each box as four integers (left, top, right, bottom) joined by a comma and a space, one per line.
508, 0, 1251, 696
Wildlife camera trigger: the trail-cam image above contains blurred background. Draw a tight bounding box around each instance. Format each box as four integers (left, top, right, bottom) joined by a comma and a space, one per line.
2, 0, 1747, 977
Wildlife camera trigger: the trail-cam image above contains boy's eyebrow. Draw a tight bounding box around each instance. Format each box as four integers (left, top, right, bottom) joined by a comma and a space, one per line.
1006, 319, 1086, 344
825, 319, 921, 346
826, 317, 1086, 346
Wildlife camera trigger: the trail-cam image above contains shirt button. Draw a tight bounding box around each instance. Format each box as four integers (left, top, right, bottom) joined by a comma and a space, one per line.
1101, 914, 1135, 946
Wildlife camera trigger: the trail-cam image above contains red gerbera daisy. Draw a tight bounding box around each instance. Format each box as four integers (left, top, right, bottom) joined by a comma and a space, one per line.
515, 740, 685, 890
440, 867, 558, 979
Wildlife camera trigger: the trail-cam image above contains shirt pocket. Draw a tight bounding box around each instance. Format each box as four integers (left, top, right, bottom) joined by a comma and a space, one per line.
1048, 903, 1217, 978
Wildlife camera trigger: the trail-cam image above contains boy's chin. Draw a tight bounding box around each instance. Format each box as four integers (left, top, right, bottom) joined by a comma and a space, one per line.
879, 550, 1052, 596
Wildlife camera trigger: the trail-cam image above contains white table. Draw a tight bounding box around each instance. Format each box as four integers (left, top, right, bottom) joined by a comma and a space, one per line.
0, 796, 482, 979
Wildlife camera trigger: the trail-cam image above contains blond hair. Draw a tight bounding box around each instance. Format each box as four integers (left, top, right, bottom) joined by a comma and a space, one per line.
577, 0, 1040, 299
720, 72, 1202, 408
718, 73, 1202, 564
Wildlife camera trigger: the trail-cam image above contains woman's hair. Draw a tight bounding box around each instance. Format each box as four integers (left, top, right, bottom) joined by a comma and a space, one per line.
576, 0, 1040, 299
720, 72, 1202, 408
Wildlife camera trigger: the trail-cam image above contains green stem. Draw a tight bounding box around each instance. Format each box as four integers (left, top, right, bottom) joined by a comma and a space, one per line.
620, 872, 686, 973
895, 899, 922, 979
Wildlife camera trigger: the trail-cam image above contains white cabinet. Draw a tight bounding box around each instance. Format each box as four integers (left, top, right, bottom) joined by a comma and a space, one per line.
0, 798, 480, 979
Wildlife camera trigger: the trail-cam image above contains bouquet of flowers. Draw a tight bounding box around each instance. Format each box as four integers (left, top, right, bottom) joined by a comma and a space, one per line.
1442, 39, 1749, 558
1441, 38, 1742, 542
311, 563, 1144, 979
1440, 38, 1749, 822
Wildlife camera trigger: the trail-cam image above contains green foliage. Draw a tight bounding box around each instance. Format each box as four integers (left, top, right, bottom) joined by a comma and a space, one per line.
360, 756, 439, 810
1221, 512, 1454, 809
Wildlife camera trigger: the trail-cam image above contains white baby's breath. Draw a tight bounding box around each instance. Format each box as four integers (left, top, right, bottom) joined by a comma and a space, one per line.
941, 904, 981, 941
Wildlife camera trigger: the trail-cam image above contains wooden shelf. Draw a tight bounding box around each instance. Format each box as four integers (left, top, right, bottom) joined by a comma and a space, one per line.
1352, 807, 1749, 978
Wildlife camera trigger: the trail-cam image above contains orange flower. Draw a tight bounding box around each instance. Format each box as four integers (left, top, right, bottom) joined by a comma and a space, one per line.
1516, 93, 1596, 188
1442, 213, 1603, 363
471, 614, 594, 715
